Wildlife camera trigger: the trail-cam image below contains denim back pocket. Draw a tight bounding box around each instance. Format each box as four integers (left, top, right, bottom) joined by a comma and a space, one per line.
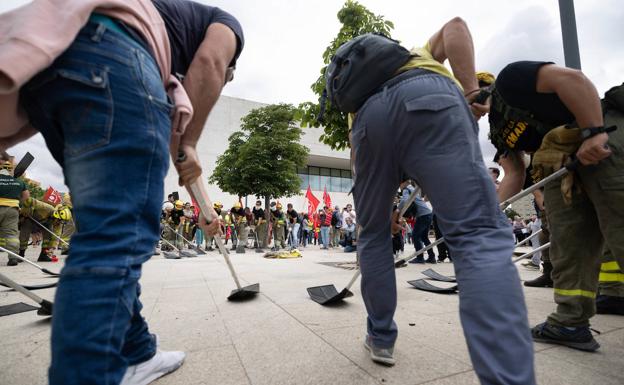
27, 60, 114, 158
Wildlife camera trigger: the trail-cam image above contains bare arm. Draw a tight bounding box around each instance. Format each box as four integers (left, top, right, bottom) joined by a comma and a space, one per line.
536, 64, 610, 165
497, 152, 526, 202
428, 17, 479, 95
20, 189, 30, 202
174, 23, 238, 185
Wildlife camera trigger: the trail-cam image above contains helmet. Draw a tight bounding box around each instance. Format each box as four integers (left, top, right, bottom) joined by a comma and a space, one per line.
0, 160, 13, 171
213, 201, 223, 209
53, 207, 72, 221
276, 202, 282, 209
233, 202, 242, 209
174, 200, 183, 209
476, 71, 495, 87
163, 202, 174, 211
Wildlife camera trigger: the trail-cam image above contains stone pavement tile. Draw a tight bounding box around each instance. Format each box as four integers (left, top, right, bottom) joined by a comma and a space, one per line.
219, 298, 378, 385
416, 370, 479, 385
394, 311, 472, 365
538, 328, 624, 381
0, 311, 50, 347
154, 345, 250, 385
534, 347, 623, 385
280, 302, 366, 332
318, 326, 472, 385
148, 311, 232, 351
0, 339, 49, 385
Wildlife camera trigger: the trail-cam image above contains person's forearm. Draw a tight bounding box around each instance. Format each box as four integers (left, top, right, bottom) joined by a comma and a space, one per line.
497, 171, 525, 203
430, 17, 478, 93
180, 65, 225, 147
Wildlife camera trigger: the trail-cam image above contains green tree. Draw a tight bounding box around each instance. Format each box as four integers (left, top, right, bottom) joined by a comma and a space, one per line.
22, 178, 45, 200
210, 104, 309, 245
504, 207, 520, 220
296, 0, 395, 150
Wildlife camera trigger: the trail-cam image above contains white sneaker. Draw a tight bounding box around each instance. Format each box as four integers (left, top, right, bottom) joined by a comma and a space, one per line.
121, 350, 186, 385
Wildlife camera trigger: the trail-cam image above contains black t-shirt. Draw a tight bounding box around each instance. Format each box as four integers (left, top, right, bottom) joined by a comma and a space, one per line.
252, 207, 264, 221
230, 207, 245, 219
152, 0, 245, 77
491, 61, 575, 152
170, 209, 184, 225
287, 209, 301, 224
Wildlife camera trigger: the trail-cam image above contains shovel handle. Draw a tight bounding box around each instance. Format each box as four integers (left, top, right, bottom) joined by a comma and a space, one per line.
0, 271, 46, 306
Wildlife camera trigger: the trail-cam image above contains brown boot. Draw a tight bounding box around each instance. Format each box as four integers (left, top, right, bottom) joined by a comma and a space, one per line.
524, 261, 553, 287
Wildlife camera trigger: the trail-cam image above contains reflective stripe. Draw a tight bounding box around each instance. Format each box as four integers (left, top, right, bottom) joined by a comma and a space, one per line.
601, 261, 621, 271
599, 272, 624, 283
554, 288, 596, 299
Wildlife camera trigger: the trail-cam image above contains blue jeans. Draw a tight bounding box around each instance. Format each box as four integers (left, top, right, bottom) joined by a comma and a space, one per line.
320, 226, 330, 248
195, 228, 204, 247
290, 223, 300, 247
22, 19, 172, 385
412, 213, 435, 259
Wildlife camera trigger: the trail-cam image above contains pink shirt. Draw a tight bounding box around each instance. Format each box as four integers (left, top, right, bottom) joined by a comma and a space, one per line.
0, 0, 192, 149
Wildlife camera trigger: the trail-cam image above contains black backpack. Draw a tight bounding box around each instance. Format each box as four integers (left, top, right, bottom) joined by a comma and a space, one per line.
318, 33, 412, 119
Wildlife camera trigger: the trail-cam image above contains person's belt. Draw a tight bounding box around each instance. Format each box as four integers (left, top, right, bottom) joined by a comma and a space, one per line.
89, 13, 156, 60
380, 68, 434, 91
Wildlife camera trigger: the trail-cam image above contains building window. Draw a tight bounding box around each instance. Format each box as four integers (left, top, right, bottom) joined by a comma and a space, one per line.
297, 166, 352, 193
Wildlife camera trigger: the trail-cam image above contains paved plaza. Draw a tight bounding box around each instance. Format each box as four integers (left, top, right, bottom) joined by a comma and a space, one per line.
1, 245, 623, 385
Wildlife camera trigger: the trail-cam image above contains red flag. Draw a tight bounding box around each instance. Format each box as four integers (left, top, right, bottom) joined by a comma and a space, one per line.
191, 197, 200, 217
43, 187, 62, 206
322, 186, 332, 209
305, 185, 320, 216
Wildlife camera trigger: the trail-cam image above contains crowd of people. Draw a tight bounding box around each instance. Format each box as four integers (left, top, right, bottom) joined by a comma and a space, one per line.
159, 196, 361, 254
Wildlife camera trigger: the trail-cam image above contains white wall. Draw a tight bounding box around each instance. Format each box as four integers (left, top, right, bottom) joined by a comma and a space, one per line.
164, 95, 353, 211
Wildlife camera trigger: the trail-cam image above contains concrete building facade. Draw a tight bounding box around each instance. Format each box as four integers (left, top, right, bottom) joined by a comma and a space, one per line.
164, 95, 354, 212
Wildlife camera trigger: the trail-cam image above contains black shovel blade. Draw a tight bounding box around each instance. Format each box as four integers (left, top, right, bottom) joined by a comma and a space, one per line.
407, 279, 458, 294
180, 250, 198, 258
307, 285, 354, 305
163, 251, 181, 259
37, 299, 53, 316
421, 268, 456, 283
227, 283, 260, 301
194, 247, 207, 255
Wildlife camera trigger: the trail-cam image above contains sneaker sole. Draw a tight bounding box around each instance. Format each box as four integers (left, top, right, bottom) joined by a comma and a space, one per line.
532, 335, 600, 352
363, 340, 395, 366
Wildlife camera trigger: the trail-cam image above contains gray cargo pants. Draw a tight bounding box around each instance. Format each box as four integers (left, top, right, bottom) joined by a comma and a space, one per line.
351, 70, 534, 385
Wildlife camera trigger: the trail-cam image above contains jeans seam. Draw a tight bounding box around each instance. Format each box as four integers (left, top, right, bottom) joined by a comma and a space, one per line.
104, 273, 128, 385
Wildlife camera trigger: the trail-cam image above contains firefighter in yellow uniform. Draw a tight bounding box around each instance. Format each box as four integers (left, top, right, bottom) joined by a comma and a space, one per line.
0, 160, 29, 266
20, 197, 58, 262
230, 202, 247, 253
50, 194, 74, 255
270, 202, 286, 251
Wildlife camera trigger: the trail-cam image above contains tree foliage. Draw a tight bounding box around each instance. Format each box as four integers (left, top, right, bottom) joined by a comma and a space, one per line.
296, 0, 395, 150
22, 178, 45, 200
210, 104, 309, 202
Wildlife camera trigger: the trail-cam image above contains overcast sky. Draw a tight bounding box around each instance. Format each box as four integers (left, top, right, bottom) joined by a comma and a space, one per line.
2, 0, 623, 191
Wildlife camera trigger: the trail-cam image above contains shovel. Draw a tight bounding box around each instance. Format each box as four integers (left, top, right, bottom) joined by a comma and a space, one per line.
165, 224, 207, 255
395, 165, 574, 267
0, 271, 53, 316
307, 185, 421, 305
160, 237, 195, 258
0, 245, 59, 276
183, 174, 259, 301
